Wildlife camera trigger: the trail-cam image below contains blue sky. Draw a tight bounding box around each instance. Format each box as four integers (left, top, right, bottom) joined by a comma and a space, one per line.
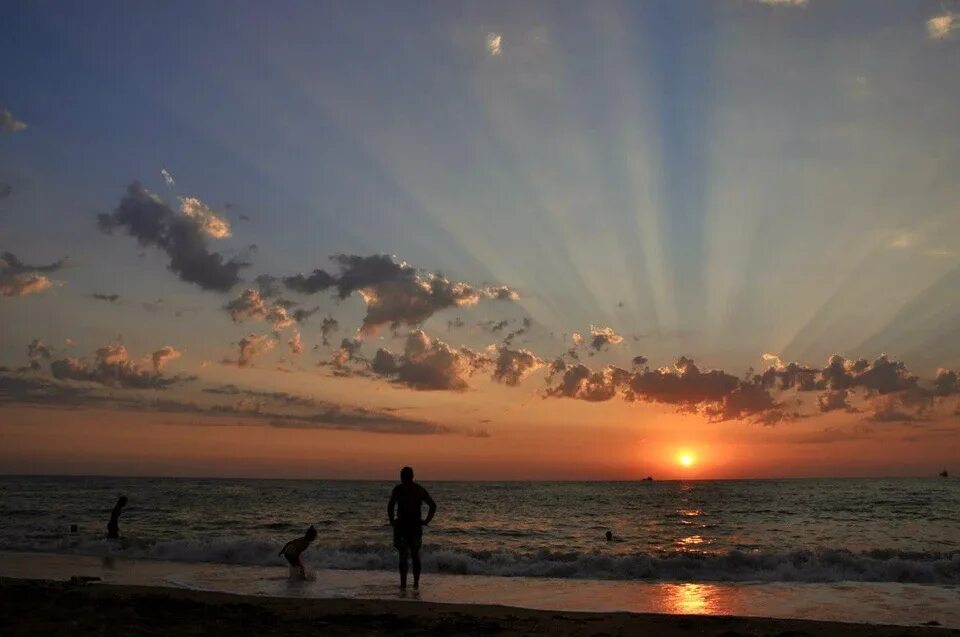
2, 1, 960, 477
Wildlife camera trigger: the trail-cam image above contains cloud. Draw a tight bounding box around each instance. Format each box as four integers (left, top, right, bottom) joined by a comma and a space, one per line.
291, 306, 320, 324
487, 32, 503, 56
817, 389, 851, 413
27, 338, 52, 371
151, 346, 181, 373
491, 346, 543, 386
371, 330, 490, 391
319, 315, 339, 346
161, 168, 175, 187
98, 182, 248, 292
545, 355, 779, 421
282, 254, 517, 334
545, 361, 631, 402
225, 288, 268, 322
47, 343, 188, 389
177, 196, 231, 239
0, 374, 447, 436
91, 293, 120, 303
0, 183, 12, 199
287, 330, 303, 355
589, 325, 624, 351
571, 332, 584, 347
503, 317, 533, 346
0, 109, 27, 134
0, 251, 65, 298
927, 13, 957, 40
236, 333, 276, 367
331, 337, 364, 368
756, 0, 807, 6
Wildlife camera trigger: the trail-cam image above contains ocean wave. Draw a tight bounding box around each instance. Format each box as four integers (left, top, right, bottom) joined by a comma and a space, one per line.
2, 536, 958, 584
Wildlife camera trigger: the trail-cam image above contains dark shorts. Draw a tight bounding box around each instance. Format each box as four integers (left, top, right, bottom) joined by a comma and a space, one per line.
283, 553, 299, 567
393, 523, 422, 551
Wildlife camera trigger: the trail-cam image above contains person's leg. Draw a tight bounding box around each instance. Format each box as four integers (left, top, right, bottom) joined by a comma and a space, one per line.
411, 546, 421, 589
397, 547, 409, 589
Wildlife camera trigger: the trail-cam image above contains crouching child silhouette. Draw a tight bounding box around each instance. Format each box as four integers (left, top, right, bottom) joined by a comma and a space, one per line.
387, 466, 436, 589
279, 525, 317, 580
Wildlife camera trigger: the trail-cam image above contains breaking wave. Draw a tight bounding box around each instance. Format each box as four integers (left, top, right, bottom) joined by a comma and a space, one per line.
2, 535, 958, 584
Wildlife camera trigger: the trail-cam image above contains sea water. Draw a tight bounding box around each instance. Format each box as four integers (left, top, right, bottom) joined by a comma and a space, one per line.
1, 476, 958, 625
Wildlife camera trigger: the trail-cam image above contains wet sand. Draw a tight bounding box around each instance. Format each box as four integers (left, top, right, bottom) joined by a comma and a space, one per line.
1, 577, 957, 636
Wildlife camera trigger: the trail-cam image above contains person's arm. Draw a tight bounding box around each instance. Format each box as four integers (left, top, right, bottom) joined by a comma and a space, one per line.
387, 487, 398, 526
421, 488, 436, 526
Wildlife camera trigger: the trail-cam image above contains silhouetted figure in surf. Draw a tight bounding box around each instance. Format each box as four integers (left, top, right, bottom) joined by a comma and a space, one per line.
388, 466, 436, 589
606, 530, 613, 542
106, 496, 127, 539
279, 525, 317, 580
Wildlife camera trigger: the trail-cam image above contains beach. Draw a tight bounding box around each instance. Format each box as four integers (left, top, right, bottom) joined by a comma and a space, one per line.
2, 576, 957, 637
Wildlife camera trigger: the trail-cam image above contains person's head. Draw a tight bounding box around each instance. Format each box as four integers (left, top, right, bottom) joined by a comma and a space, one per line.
605, 530, 613, 541
117, 496, 128, 507
305, 525, 317, 541
400, 466, 414, 484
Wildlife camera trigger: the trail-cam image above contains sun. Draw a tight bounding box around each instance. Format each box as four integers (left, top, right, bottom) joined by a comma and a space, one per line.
677, 452, 696, 468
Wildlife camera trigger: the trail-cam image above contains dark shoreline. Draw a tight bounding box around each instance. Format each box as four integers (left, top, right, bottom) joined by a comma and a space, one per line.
1, 577, 957, 636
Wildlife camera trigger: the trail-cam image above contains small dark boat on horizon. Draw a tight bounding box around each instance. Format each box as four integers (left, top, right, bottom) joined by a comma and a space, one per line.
940, 468, 949, 478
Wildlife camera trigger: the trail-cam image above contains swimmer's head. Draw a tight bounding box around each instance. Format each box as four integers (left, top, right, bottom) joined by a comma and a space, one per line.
605, 530, 613, 541
306, 525, 317, 540
400, 466, 414, 484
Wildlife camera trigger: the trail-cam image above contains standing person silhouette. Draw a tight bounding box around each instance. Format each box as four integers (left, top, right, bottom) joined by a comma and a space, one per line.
107, 496, 127, 539
387, 466, 436, 589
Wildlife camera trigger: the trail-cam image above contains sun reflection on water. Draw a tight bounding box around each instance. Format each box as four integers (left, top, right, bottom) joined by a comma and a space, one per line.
665, 582, 717, 615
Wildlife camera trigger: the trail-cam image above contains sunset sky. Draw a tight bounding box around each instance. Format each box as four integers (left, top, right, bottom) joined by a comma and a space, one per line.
2, 0, 960, 479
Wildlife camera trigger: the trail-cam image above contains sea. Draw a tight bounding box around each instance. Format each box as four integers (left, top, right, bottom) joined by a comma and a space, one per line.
1, 476, 958, 626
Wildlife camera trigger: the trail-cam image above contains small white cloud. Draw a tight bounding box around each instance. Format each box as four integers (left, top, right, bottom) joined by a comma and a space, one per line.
927, 13, 957, 39
757, 0, 808, 6
161, 168, 175, 187
487, 32, 503, 56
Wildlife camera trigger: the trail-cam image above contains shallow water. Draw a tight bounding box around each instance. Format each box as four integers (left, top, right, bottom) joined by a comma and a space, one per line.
2, 551, 958, 629
1, 476, 958, 583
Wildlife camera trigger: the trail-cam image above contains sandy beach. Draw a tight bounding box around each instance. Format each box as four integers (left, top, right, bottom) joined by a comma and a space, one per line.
1, 577, 957, 637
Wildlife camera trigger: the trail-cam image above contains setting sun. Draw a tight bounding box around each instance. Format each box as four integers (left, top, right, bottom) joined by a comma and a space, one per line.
678, 452, 696, 468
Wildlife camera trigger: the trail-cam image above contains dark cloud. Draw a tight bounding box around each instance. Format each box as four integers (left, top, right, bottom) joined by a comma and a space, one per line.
319, 315, 339, 346
0, 109, 27, 134
254, 274, 282, 298
503, 317, 533, 346
91, 293, 120, 303
291, 306, 320, 324
235, 333, 276, 367
545, 356, 778, 421
589, 325, 624, 351
282, 254, 518, 333
97, 182, 248, 291
479, 319, 510, 333
0, 251, 65, 298
491, 346, 542, 386
27, 338, 51, 371
0, 183, 12, 199
0, 373, 446, 436
446, 317, 465, 331
545, 362, 631, 402
370, 330, 491, 391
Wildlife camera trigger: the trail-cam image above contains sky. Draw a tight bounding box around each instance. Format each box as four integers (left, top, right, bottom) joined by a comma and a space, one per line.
1, 0, 960, 480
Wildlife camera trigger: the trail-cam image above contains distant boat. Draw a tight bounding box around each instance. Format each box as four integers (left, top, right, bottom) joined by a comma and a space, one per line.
642, 476, 654, 481
940, 469, 949, 478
